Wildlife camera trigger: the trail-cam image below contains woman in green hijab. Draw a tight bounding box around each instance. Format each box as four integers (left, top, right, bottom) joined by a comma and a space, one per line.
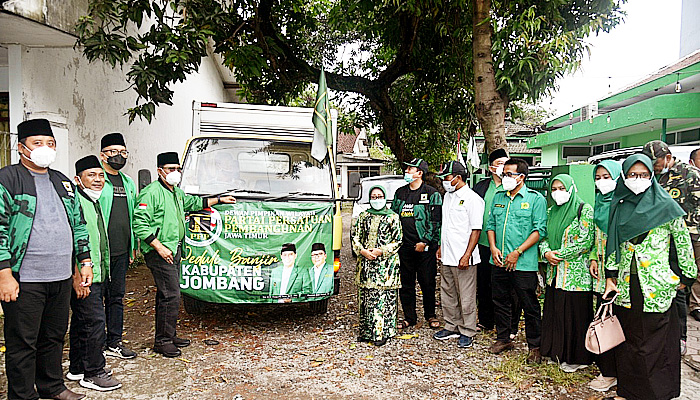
603, 154, 697, 400
351, 185, 402, 346
587, 160, 622, 392
539, 174, 595, 372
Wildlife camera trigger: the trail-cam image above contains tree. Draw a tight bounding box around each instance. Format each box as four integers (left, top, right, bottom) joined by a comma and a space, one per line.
76, 0, 623, 163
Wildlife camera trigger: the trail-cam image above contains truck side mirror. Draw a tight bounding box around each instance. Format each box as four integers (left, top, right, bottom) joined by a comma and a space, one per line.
348, 172, 361, 199
138, 169, 151, 191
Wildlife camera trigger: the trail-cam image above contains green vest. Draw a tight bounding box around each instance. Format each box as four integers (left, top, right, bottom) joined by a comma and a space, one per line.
78, 191, 110, 283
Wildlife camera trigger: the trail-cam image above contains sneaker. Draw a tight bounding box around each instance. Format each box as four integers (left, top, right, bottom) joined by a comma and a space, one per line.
433, 329, 460, 341
690, 309, 700, 322
172, 336, 191, 348
105, 342, 137, 359
489, 340, 515, 354
681, 339, 687, 356
67, 367, 112, 381
560, 362, 588, 373
79, 371, 122, 391
457, 335, 473, 348
589, 374, 617, 392
153, 342, 181, 358
372, 338, 388, 347
526, 348, 542, 364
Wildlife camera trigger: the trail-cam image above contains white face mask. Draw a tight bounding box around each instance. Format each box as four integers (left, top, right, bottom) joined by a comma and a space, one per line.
624, 177, 652, 195
442, 177, 457, 193
595, 178, 617, 195
551, 189, 571, 206
370, 198, 387, 210
22, 145, 56, 168
163, 170, 181, 186
501, 176, 519, 191
77, 177, 103, 202
490, 165, 504, 177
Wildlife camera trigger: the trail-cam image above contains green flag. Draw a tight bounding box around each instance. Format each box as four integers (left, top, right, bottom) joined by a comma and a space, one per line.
311, 69, 333, 162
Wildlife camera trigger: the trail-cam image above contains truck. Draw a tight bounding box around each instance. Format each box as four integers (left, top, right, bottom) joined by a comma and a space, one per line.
177, 101, 342, 314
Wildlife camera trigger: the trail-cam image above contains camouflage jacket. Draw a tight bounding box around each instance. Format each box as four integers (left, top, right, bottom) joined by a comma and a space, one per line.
658, 159, 700, 240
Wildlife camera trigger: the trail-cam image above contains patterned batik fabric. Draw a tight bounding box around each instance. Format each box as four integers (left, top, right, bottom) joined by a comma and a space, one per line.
605, 217, 698, 313
539, 203, 595, 291
351, 211, 402, 290
589, 226, 608, 294
358, 288, 398, 341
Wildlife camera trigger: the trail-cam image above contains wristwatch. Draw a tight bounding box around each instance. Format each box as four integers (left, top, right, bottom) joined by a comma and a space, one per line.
80, 261, 94, 268
515, 247, 523, 255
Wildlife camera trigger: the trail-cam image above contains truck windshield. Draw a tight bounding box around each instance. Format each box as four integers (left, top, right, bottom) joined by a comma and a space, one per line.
180, 137, 333, 197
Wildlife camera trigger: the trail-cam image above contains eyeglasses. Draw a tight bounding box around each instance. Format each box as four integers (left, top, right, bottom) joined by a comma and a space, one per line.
161, 166, 182, 173
311, 252, 325, 257
370, 195, 385, 200
626, 172, 651, 179
103, 149, 129, 157
502, 172, 523, 178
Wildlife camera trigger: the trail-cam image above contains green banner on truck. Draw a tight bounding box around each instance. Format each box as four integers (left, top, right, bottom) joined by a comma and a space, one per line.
181, 202, 334, 303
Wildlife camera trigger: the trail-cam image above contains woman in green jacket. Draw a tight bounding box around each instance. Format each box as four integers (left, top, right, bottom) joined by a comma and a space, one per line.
539, 174, 595, 372
587, 159, 622, 392
604, 154, 697, 400
352, 185, 402, 346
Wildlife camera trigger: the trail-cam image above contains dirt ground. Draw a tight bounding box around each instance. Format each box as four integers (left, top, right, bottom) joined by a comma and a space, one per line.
1, 210, 699, 399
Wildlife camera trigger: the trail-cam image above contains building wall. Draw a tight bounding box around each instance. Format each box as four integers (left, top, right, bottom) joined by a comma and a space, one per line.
540, 144, 561, 167
680, 0, 700, 58
18, 46, 227, 178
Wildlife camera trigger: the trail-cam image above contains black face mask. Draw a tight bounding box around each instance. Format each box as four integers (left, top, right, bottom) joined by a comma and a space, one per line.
107, 154, 127, 170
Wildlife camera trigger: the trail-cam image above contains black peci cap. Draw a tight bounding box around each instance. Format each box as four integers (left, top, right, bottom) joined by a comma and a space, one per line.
311, 243, 326, 253
488, 148, 509, 164
101, 132, 126, 149
157, 152, 180, 167
75, 155, 102, 175
18, 119, 54, 141
281, 243, 297, 253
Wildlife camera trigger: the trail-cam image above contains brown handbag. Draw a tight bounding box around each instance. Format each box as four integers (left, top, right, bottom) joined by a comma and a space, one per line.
585, 295, 626, 354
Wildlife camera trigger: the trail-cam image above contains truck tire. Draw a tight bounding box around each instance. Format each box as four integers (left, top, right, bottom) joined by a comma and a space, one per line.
309, 298, 329, 315
183, 294, 208, 315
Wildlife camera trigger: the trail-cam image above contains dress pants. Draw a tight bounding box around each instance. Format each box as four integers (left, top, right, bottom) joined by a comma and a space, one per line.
2, 278, 71, 400
399, 246, 437, 325
70, 282, 107, 377
145, 247, 182, 346
491, 267, 542, 349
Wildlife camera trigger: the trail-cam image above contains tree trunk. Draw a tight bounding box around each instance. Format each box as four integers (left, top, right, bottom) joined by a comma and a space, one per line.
472, 0, 507, 155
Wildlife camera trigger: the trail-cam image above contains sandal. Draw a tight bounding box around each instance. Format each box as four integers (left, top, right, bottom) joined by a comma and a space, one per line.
428, 318, 441, 329
398, 320, 414, 330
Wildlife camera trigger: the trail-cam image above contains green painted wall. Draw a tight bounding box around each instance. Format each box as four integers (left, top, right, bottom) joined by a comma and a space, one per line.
540, 145, 562, 167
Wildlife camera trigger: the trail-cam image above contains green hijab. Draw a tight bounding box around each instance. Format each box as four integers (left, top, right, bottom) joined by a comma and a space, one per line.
593, 160, 623, 235
605, 154, 686, 262
547, 174, 585, 250
366, 185, 393, 216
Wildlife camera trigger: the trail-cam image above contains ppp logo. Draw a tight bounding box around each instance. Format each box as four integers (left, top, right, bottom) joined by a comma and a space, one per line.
185, 208, 223, 247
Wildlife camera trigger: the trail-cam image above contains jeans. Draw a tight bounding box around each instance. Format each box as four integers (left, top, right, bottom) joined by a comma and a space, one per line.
70, 282, 107, 377
145, 247, 182, 346
104, 253, 129, 347
398, 246, 437, 325
491, 267, 542, 349
2, 278, 71, 400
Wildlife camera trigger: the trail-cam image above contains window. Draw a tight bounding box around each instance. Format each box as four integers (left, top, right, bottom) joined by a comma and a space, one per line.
666, 128, 700, 145
347, 165, 380, 179
592, 141, 620, 155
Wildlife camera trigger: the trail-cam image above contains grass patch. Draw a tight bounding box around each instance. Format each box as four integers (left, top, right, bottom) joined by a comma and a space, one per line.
490, 352, 596, 390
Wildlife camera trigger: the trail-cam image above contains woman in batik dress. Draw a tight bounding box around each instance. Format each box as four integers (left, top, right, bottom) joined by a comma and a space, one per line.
587, 160, 622, 392
539, 174, 595, 372
351, 185, 402, 346
604, 154, 697, 400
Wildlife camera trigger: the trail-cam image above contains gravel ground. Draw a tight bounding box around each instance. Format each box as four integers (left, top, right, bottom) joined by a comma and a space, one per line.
1, 209, 699, 399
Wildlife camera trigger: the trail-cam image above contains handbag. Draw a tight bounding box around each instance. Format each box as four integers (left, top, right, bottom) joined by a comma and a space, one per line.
585, 294, 626, 354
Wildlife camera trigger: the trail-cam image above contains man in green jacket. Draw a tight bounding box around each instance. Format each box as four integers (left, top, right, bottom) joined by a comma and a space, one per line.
97, 133, 138, 360
269, 243, 312, 300
0, 119, 92, 400
391, 158, 442, 330
69, 155, 122, 392
307, 243, 334, 295
133, 152, 235, 357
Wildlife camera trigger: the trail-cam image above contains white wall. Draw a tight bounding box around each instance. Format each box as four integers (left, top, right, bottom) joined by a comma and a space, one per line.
680, 0, 700, 58
18, 46, 227, 179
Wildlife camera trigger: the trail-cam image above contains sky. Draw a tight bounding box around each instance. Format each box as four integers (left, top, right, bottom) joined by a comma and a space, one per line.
545, 0, 683, 117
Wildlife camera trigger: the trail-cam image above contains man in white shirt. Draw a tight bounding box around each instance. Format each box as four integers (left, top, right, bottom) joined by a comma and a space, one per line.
433, 161, 484, 348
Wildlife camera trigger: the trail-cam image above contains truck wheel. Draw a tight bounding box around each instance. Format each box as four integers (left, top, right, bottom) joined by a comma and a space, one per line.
183, 295, 207, 315
309, 298, 329, 315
